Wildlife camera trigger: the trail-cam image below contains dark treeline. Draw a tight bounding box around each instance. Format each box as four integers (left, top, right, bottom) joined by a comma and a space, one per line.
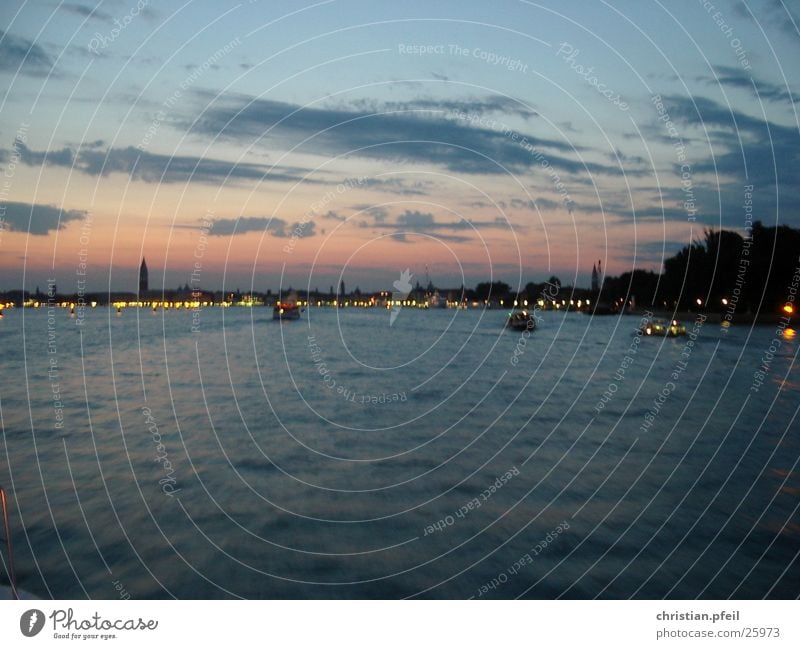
601, 222, 799, 312
458, 221, 799, 314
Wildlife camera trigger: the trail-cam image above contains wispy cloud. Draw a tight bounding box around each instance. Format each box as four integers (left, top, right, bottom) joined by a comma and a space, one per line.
0, 30, 54, 77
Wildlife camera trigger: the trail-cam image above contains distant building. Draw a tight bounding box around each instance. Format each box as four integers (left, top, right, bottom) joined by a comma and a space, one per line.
591, 259, 603, 294
139, 258, 149, 294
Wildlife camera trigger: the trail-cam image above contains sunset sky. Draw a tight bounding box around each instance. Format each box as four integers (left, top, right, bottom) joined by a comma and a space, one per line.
1, 0, 798, 293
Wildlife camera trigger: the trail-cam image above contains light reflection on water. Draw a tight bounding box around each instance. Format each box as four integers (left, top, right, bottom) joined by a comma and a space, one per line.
0, 306, 797, 598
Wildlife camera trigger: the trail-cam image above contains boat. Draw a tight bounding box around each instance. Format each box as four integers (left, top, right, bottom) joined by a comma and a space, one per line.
423, 265, 448, 309
506, 309, 536, 331
640, 317, 686, 337
426, 290, 448, 309
273, 301, 301, 320
273, 292, 302, 321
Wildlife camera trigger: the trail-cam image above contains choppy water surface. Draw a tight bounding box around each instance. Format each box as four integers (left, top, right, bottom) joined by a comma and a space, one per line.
0, 306, 797, 598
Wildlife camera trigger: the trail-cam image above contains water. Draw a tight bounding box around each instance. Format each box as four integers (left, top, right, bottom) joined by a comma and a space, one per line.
0, 305, 797, 599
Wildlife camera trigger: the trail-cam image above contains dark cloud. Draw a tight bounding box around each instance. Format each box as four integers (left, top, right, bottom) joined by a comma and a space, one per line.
389, 231, 471, 244
732, 0, 800, 36
0, 201, 86, 234
656, 94, 800, 226
511, 198, 537, 210
367, 95, 538, 120
208, 216, 316, 238
504, 191, 707, 224
665, 93, 798, 176
511, 195, 578, 214
0, 30, 54, 77
18, 143, 75, 167
351, 205, 390, 222
321, 210, 346, 221
190, 95, 629, 177
698, 65, 797, 105
608, 148, 649, 168
357, 176, 432, 195
61, 3, 113, 21
396, 210, 437, 229
468, 199, 506, 209
358, 209, 513, 243
10, 142, 321, 186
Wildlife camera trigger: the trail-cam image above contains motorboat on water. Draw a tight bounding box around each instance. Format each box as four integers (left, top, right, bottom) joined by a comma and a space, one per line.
639, 317, 687, 337
506, 309, 536, 331
426, 290, 448, 309
272, 290, 302, 321
273, 301, 301, 320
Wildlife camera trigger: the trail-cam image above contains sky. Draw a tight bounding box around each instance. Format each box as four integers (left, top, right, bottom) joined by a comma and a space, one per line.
1, 0, 799, 293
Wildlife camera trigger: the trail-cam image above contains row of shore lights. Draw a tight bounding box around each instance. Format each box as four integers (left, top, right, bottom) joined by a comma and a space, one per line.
7, 296, 795, 314
7, 298, 592, 310
710, 297, 794, 316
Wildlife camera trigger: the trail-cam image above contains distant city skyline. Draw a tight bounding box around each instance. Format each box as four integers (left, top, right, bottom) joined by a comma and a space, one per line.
1, 1, 798, 293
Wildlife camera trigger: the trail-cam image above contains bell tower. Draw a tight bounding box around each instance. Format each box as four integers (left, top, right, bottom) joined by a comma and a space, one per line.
139, 258, 149, 294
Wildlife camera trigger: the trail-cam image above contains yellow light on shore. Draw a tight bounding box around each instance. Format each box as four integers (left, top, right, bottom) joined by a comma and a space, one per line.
783, 304, 794, 315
